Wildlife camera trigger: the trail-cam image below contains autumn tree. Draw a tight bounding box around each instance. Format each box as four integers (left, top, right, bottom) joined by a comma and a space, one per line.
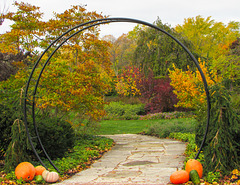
0, 1, 44, 54
133, 18, 197, 77
175, 15, 240, 62
168, 59, 222, 110
0, 0, 9, 26
41, 5, 107, 63
102, 33, 137, 76
211, 38, 240, 83
37, 56, 112, 121
138, 70, 178, 113
115, 66, 141, 97
0, 2, 113, 133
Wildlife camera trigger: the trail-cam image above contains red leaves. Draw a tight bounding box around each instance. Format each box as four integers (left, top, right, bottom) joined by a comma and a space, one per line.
138, 70, 178, 113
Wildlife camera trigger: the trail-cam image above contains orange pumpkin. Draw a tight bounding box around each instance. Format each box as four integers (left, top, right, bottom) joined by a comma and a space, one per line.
170, 170, 189, 184
35, 165, 46, 176
185, 159, 203, 178
15, 162, 36, 181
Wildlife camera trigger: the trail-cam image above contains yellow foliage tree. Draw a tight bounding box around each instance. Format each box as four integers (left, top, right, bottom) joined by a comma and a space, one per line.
175, 16, 240, 61
168, 59, 222, 110
37, 57, 112, 121
115, 66, 141, 97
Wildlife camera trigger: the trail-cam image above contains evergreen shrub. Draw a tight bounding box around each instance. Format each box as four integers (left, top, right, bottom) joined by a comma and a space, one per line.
3, 114, 75, 171
0, 104, 19, 159
1, 103, 75, 169
33, 115, 75, 159
4, 119, 32, 172
231, 92, 240, 115
195, 82, 240, 175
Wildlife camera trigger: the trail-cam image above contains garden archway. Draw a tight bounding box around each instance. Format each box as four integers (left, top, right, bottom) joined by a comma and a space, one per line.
23, 17, 211, 172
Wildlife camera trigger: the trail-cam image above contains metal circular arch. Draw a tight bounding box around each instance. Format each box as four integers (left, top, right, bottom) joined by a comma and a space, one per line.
23, 17, 211, 172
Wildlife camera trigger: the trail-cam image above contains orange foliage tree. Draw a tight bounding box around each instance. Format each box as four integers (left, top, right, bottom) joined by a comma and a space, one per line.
0, 1, 44, 54
0, 2, 113, 128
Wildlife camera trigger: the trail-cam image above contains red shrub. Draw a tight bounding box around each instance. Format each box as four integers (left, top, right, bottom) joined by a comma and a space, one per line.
138, 70, 178, 114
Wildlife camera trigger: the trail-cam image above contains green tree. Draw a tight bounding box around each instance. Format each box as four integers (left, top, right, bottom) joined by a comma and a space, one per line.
133, 18, 196, 77
211, 38, 240, 82
102, 33, 137, 76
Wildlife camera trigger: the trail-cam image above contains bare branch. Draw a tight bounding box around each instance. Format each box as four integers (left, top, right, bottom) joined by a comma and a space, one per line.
0, 0, 11, 26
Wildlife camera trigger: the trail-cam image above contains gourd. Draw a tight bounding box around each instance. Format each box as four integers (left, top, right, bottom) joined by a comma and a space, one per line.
170, 170, 189, 184
34, 175, 44, 183
189, 170, 201, 185
185, 159, 203, 178
42, 170, 59, 183
35, 165, 46, 176
15, 162, 36, 181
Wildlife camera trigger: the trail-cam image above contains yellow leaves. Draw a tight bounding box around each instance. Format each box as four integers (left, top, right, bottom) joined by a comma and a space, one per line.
115, 66, 141, 97
175, 15, 240, 60
232, 169, 240, 175
230, 169, 240, 184
36, 52, 113, 121
169, 58, 222, 109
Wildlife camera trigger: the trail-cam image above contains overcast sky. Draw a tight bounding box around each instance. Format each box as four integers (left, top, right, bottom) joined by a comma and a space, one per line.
1, 0, 240, 37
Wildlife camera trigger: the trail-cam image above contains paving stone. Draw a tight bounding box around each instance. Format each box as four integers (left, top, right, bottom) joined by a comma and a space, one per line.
56, 134, 186, 185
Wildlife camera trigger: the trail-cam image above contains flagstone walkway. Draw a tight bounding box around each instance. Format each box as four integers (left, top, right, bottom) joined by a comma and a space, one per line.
56, 134, 187, 185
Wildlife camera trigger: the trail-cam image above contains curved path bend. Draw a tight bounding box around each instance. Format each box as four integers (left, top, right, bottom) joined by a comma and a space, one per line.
56, 134, 186, 185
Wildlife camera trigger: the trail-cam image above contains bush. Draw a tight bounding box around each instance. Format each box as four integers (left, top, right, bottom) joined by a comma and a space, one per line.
33, 115, 75, 159
4, 119, 31, 172
140, 111, 194, 120
3, 114, 75, 172
144, 119, 196, 138
231, 92, 240, 115
195, 82, 240, 175
104, 96, 142, 105
0, 103, 20, 159
104, 101, 145, 120
138, 71, 178, 114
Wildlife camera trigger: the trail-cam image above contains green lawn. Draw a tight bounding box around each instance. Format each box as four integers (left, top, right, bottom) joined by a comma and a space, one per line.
96, 118, 196, 135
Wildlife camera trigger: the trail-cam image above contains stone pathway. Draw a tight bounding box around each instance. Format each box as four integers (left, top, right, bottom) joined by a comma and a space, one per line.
56, 134, 187, 185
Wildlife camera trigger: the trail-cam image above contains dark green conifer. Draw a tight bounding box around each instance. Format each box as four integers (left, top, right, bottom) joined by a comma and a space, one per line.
4, 119, 32, 172
196, 82, 240, 175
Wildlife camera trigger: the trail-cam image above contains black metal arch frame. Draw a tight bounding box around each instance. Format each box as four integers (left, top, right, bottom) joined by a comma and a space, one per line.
23, 17, 211, 172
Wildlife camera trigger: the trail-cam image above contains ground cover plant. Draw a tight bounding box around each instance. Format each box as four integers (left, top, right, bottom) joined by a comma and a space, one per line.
169, 132, 240, 184
141, 118, 196, 138
139, 111, 194, 120
0, 135, 114, 184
